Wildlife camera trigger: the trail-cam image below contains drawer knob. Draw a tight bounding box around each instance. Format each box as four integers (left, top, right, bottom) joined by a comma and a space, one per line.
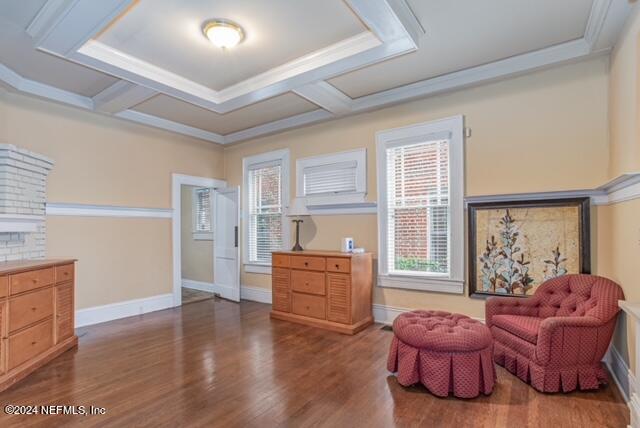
31, 341, 36, 345
304, 262, 308, 266
64, 272, 69, 276
335, 264, 340, 269
31, 307, 37, 311
32, 279, 38, 283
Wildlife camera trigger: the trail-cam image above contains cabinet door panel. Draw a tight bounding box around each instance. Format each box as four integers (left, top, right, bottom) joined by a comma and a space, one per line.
272, 268, 291, 313
327, 274, 351, 324
55, 283, 74, 343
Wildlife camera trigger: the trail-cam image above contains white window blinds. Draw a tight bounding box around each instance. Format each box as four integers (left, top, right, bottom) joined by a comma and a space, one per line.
247, 163, 283, 264
303, 161, 358, 196
385, 138, 450, 275
194, 188, 211, 232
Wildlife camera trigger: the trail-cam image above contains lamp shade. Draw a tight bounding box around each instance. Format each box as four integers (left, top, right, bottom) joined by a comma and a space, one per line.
287, 198, 310, 217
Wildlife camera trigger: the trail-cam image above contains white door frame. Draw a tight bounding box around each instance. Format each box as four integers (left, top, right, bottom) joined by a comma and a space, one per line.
172, 173, 227, 307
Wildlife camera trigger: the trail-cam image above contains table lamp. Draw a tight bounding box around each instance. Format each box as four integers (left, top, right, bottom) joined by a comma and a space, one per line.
287, 198, 310, 251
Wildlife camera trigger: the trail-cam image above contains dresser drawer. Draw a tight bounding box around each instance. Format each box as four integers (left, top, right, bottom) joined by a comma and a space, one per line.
55, 264, 74, 284
292, 293, 326, 320
291, 256, 325, 271
11, 268, 55, 295
8, 319, 53, 370
291, 270, 325, 296
272, 254, 290, 268
327, 258, 350, 274
0, 276, 7, 298
9, 288, 54, 333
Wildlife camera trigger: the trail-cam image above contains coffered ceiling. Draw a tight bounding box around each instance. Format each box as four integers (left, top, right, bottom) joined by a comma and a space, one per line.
0, 0, 633, 145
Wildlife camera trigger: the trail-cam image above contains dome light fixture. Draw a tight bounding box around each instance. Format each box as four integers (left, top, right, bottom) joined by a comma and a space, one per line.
202, 19, 245, 49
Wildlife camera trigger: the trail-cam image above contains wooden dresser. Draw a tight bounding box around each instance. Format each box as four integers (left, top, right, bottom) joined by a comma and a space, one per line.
0, 259, 78, 392
270, 250, 373, 335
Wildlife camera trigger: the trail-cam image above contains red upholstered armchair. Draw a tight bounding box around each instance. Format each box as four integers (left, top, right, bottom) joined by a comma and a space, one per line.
485, 274, 624, 393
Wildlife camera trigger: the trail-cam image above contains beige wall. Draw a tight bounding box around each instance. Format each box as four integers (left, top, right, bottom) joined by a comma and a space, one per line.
601, 6, 640, 373
181, 185, 214, 284
609, 5, 640, 177
224, 57, 610, 318
0, 90, 225, 309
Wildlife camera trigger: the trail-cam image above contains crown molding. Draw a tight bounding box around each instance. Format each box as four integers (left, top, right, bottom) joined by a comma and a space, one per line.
115, 110, 225, 144
5, 0, 629, 144
92, 80, 157, 114
224, 110, 334, 144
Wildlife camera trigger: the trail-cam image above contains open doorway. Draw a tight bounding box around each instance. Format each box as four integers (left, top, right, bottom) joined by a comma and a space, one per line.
181, 184, 215, 305
171, 174, 240, 307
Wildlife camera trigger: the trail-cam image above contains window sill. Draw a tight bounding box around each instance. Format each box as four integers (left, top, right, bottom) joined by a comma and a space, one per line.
377, 274, 464, 294
193, 232, 213, 241
244, 264, 272, 275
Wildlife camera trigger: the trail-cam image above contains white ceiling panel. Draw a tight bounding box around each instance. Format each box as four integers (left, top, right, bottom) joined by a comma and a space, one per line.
329, 0, 593, 98
0, 18, 119, 97
97, 0, 365, 91
132, 93, 319, 135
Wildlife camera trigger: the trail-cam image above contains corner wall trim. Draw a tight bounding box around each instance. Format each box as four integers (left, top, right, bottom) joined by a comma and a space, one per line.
46, 203, 172, 218
241, 286, 272, 304
75, 293, 174, 328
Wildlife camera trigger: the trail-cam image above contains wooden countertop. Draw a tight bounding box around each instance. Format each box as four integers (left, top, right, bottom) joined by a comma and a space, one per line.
0, 259, 76, 275
272, 250, 371, 258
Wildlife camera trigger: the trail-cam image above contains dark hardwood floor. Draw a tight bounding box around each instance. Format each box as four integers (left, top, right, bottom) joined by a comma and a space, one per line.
0, 298, 629, 427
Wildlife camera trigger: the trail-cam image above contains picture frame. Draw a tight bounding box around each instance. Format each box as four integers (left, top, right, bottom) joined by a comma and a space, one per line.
467, 197, 590, 298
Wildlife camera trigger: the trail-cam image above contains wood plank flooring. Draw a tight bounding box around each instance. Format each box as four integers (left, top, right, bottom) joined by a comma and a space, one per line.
181, 287, 215, 305
0, 298, 629, 427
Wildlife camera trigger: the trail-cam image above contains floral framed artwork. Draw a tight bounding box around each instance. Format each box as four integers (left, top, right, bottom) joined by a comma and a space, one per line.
467, 198, 590, 298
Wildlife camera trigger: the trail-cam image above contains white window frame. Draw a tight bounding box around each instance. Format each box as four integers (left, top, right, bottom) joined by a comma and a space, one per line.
376, 115, 465, 294
192, 187, 213, 241
296, 149, 367, 207
242, 149, 290, 274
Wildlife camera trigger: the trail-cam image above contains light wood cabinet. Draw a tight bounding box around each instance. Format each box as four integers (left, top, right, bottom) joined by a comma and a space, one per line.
0, 260, 77, 392
270, 251, 373, 335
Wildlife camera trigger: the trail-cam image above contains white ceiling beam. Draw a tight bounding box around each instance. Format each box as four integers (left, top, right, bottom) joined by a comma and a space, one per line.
346, 0, 424, 47
115, 110, 225, 144
584, 0, 614, 50
93, 80, 157, 114
29, 0, 134, 56
294, 82, 354, 115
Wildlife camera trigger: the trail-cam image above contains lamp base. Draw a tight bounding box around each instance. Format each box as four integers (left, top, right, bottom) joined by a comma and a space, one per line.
292, 219, 304, 251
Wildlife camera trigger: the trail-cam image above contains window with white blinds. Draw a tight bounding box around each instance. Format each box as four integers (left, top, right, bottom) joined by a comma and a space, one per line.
385, 139, 450, 275
243, 149, 290, 270
376, 116, 464, 293
193, 187, 212, 233
247, 163, 283, 264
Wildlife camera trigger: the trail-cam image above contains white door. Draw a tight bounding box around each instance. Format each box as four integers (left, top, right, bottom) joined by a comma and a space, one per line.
213, 186, 240, 302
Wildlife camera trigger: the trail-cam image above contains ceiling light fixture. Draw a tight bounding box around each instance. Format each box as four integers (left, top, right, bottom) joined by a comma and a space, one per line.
202, 19, 245, 49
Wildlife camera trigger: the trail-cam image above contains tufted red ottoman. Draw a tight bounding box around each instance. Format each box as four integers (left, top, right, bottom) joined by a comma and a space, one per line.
387, 310, 495, 398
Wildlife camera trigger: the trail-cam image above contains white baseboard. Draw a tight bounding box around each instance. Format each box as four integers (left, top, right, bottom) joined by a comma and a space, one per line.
604, 344, 632, 403
182, 279, 216, 293
75, 293, 174, 328
241, 285, 272, 304
372, 303, 485, 325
